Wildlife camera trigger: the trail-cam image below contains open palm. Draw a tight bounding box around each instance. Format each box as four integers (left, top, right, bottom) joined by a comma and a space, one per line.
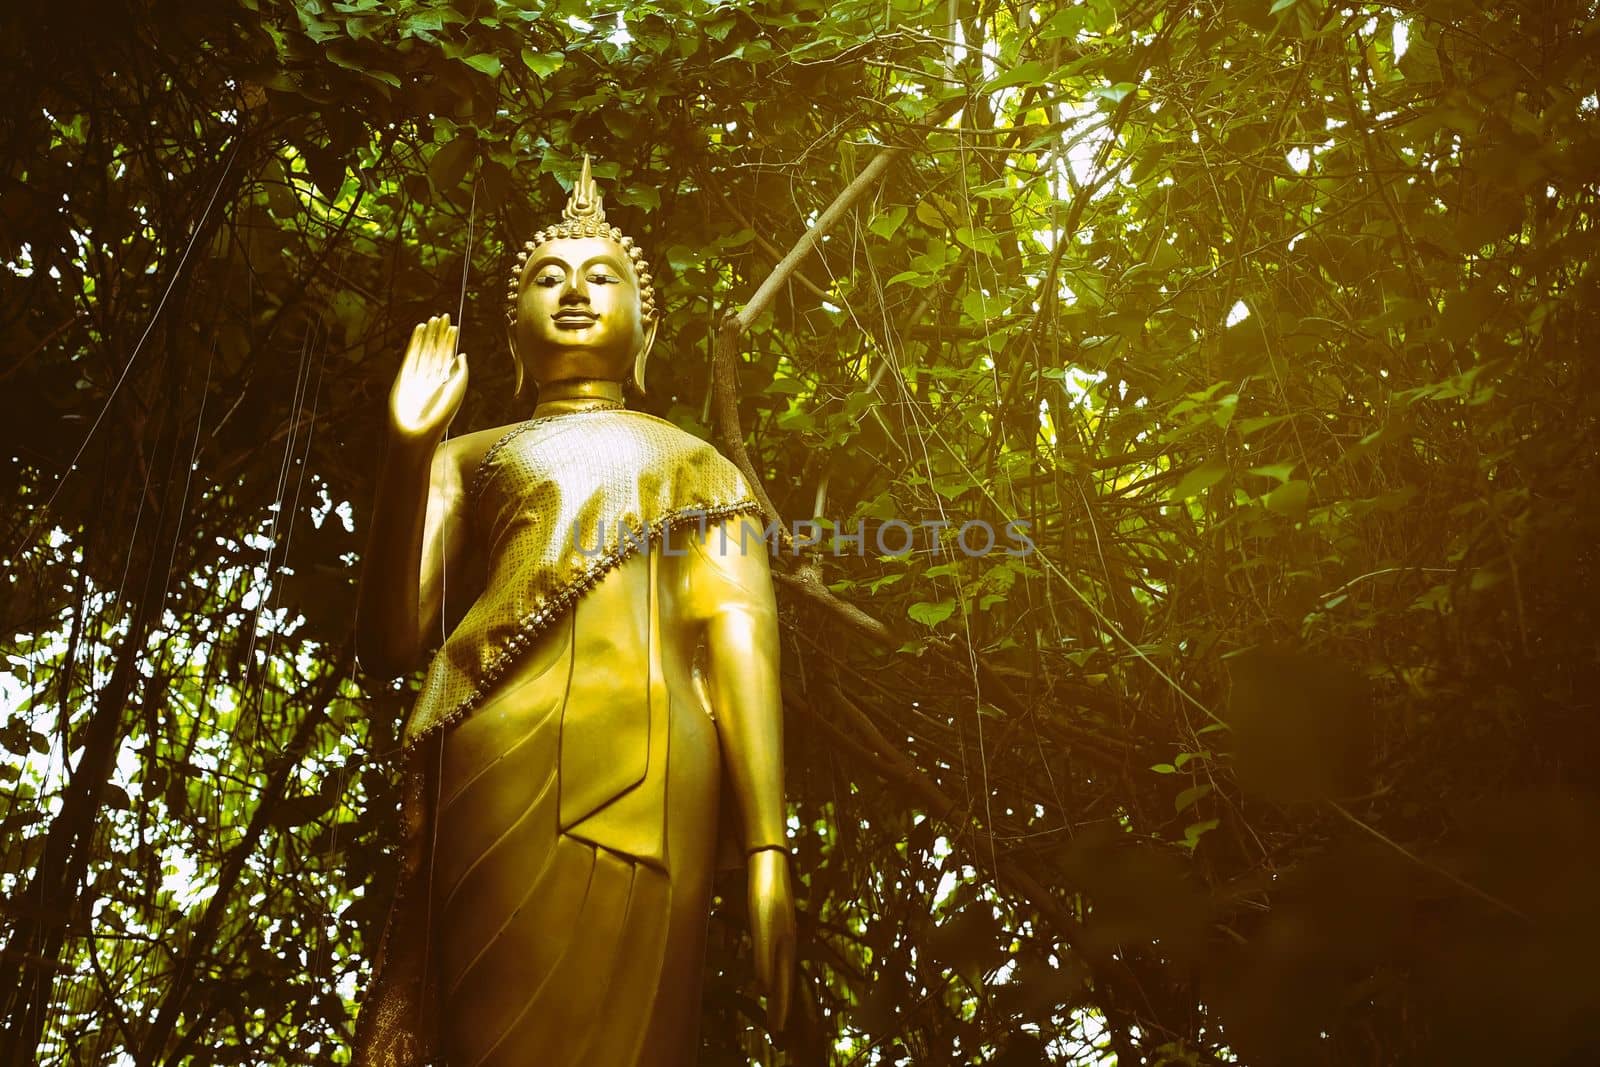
390, 313, 467, 441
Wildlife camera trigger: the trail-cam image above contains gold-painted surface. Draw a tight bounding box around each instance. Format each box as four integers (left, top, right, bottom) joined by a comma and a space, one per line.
428, 549, 723, 1065
403, 407, 760, 747
353, 162, 796, 1064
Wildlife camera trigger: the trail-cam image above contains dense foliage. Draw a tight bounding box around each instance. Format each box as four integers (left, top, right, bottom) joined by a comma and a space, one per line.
4, 0, 1599, 1063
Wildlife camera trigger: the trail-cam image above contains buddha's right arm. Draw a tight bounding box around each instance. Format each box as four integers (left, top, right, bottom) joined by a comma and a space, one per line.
356, 437, 467, 679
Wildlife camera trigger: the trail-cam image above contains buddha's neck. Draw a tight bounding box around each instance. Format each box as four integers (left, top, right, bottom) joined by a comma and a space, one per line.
532, 378, 625, 418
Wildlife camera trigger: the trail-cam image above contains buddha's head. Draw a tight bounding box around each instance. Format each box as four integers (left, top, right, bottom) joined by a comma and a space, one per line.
504, 156, 658, 397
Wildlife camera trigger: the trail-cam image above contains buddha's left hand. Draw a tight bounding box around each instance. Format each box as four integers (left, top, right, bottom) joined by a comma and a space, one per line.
748, 847, 796, 1032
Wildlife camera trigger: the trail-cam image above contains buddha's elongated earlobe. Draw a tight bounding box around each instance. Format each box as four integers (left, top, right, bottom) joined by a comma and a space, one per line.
506, 322, 526, 396
632, 317, 658, 396
505, 255, 527, 396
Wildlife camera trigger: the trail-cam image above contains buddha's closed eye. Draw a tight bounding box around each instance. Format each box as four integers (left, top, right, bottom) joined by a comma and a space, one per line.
534, 271, 622, 286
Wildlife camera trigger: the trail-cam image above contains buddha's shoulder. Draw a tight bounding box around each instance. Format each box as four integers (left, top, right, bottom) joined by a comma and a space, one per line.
601, 413, 751, 494
436, 423, 515, 478
455, 410, 734, 473
438, 411, 663, 458
607, 410, 719, 452
624, 413, 747, 476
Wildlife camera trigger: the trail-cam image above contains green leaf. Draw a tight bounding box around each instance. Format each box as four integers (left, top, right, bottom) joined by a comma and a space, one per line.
522, 49, 565, 77
1091, 82, 1137, 104
1470, 568, 1505, 592
765, 378, 809, 396
1249, 462, 1296, 484
915, 199, 947, 229
328, 290, 367, 345
1269, 0, 1300, 12
402, 11, 443, 36
300, 146, 343, 199
463, 54, 501, 77
665, 245, 700, 272
884, 269, 931, 288
1211, 394, 1239, 428
428, 138, 476, 193
983, 61, 1048, 93
954, 225, 1001, 257
1411, 584, 1453, 614
272, 793, 337, 828
1399, 32, 1442, 83
909, 600, 957, 627
1237, 413, 1288, 436
1170, 459, 1227, 502
775, 408, 815, 432
1265, 479, 1311, 518
296, 12, 340, 42
1175, 783, 1213, 814
1182, 818, 1220, 849
615, 184, 661, 210
867, 572, 906, 594
261, 157, 299, 217
868, 205, 907, 240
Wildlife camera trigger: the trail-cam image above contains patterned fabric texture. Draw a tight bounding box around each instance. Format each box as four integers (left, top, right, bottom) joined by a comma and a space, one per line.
402, 408, 760, 745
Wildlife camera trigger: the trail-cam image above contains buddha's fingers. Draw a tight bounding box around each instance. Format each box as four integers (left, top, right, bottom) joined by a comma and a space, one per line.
408, 318, 438, 378
426, 316, 446, 375
404, 321, 426, 362
442, 355, 468, 411
422, 317, 455, 381
397, 327, 425, 390
445, 325, 461, 375
439, 322, 460, 379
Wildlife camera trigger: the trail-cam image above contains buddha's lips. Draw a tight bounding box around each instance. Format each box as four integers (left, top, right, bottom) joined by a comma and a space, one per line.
553, 310, 599, 326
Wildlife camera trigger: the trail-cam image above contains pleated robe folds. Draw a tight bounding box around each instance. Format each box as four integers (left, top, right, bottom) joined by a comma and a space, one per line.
352, 410, 765, 1067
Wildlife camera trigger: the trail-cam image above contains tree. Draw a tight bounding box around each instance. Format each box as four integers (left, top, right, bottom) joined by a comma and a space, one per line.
3, 0, 1599, 1063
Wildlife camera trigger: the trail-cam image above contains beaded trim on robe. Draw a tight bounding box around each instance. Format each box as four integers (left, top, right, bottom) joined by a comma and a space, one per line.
401, 408, 762, 747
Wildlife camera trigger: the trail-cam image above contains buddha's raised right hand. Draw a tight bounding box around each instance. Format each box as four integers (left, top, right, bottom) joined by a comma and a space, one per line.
390, 313, 468, 442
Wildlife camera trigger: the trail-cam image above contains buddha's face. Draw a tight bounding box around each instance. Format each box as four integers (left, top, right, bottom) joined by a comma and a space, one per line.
513, 236, 649, 387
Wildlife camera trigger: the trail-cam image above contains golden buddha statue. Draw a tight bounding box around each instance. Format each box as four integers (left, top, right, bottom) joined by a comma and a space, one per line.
351, 158, 795, 1066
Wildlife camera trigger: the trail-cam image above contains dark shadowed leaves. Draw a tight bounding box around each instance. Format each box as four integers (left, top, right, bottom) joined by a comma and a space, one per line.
1225, 647, 1369, 803
1059, 825, 1212, 964
925, 905, 1006, 987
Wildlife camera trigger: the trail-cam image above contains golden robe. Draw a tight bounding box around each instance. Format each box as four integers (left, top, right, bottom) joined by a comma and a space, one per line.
353, 409, 768, 1067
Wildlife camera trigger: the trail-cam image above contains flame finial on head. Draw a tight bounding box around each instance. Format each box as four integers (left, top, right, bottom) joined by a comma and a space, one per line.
505, 155, 656, 328
561, 155, 606, 224
504, 155, 660, 395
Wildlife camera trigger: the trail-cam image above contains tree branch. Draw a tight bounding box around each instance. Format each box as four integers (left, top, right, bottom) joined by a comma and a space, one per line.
815, 681, 1150, 1064
710, 148, 908, 530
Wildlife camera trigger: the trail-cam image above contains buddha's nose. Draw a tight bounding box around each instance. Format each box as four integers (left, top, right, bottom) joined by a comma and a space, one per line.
560, 273, 589, 302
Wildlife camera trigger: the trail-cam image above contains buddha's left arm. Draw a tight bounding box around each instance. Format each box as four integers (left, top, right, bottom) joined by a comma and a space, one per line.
682, 512, 795, 1029
684, 514, 788, 852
